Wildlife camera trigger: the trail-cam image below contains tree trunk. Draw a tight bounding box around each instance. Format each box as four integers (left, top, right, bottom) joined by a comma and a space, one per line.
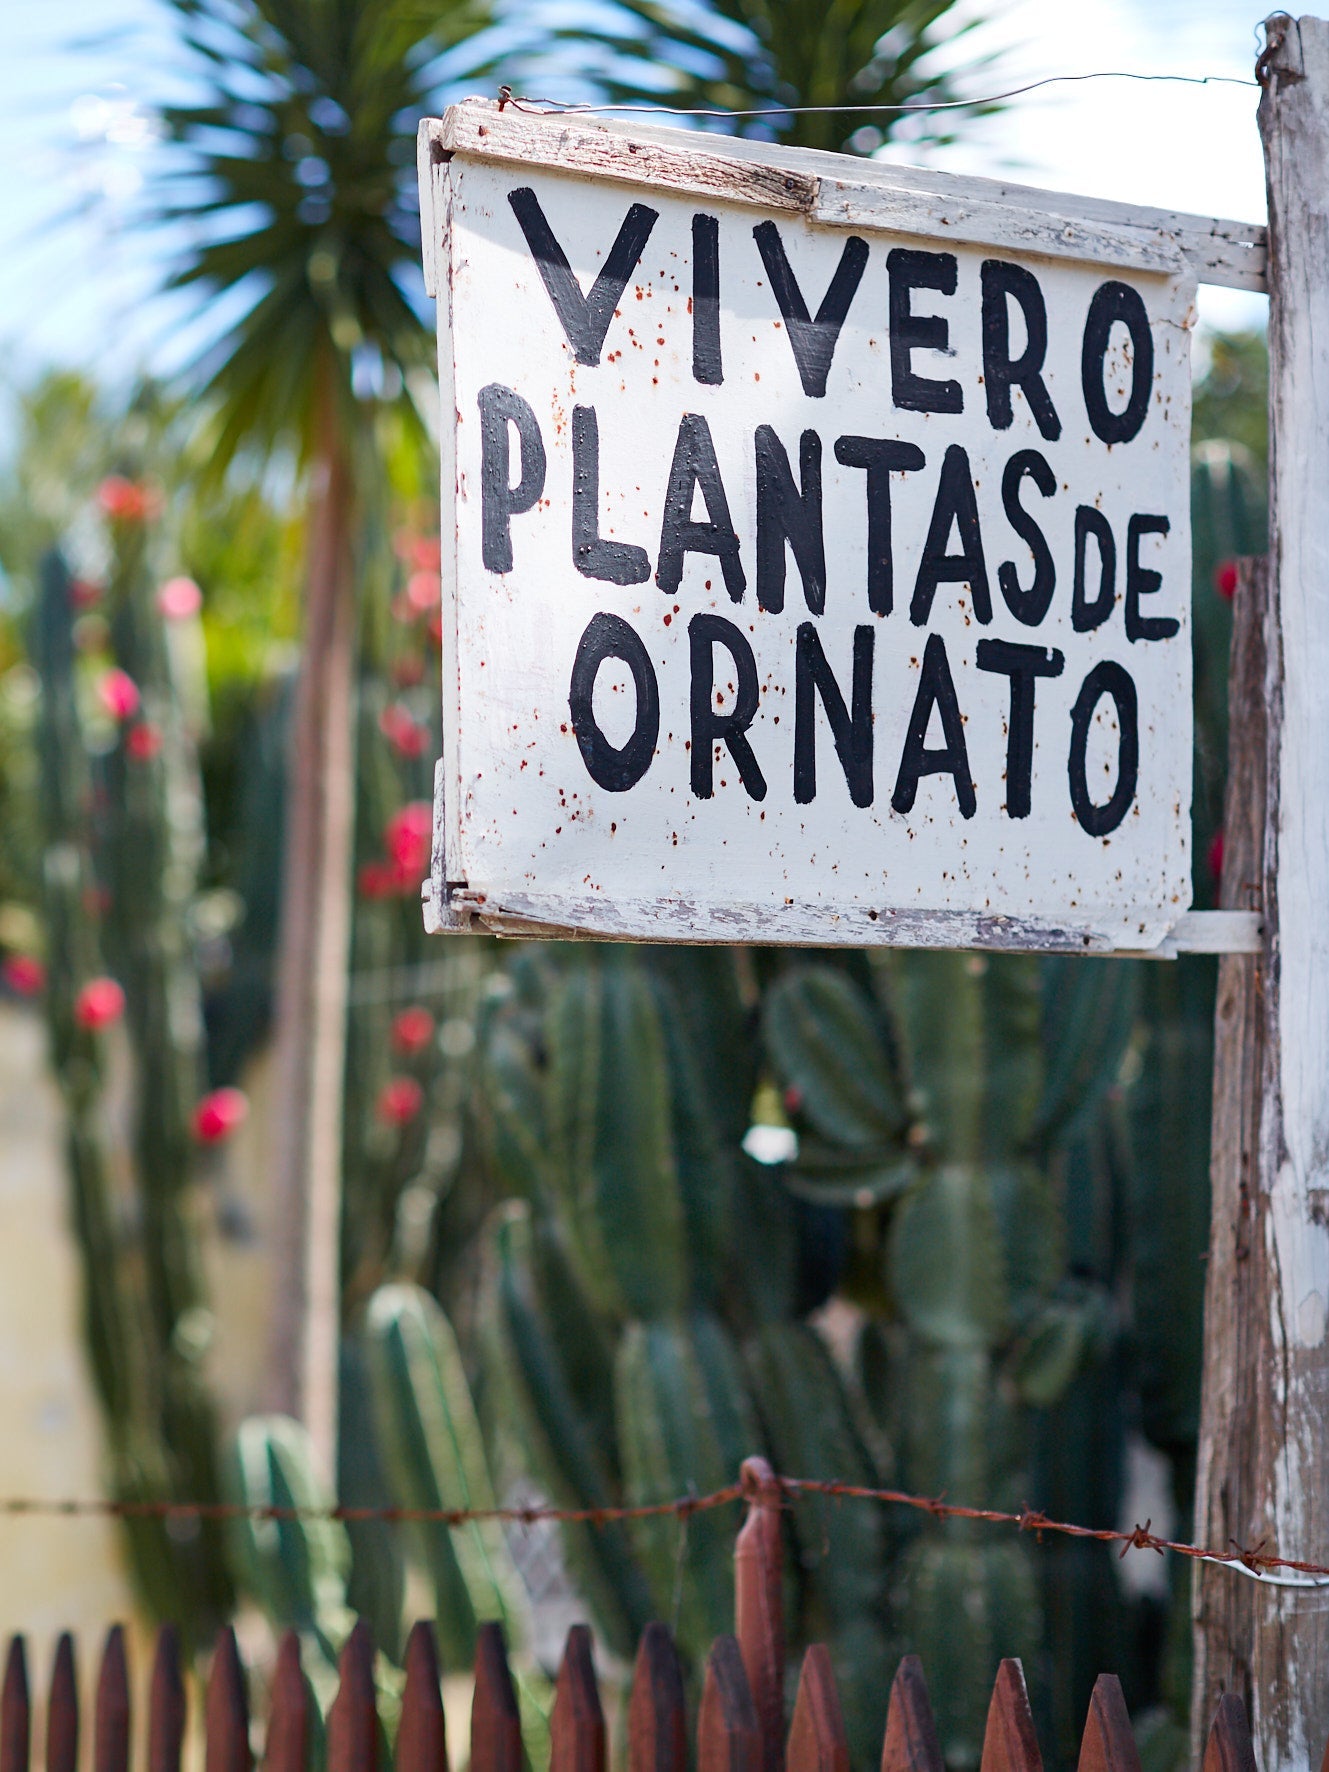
1193, 18, 1329, 1767
266, 419, 357, 1478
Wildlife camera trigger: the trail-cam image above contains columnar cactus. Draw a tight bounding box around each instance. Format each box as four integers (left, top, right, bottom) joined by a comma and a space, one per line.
31, 517, 233, 1646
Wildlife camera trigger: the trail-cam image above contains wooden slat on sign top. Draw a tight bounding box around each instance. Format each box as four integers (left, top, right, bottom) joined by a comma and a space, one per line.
147, 1628, 186, 1772
397, 1623, 447, 1772
205, 1628, 251, 1772
978, 1661, 1042, 1772
1201, 1695, 1258, 1772
1, 1639, 29, 1772
93, 1628, 129, 1772
698, 1637, 760, 1772
45, 1636, 77, 1772
264, 1634, 309, 1772
470, 1626, 521, 1772
627, 1623, 686, 1772
785, 1648, 848, 1772
550, 1627, 605, 1772
880, 1656, 944, 1772
329, 1624, 377, 1772
1075, 1676, 1140, 1772
424, 101, 1265, 290
735, 1458, 784, 1772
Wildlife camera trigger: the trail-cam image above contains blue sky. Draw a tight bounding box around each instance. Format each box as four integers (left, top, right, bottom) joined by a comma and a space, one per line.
0, 0, 1269, 391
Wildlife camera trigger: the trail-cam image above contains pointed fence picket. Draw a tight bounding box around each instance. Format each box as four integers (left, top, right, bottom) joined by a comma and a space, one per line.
0, 1464, 1274, 1772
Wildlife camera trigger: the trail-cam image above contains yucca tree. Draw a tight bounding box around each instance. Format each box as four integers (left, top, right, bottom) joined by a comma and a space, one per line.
567, 0, 996, 154
151, 0, 503, 1467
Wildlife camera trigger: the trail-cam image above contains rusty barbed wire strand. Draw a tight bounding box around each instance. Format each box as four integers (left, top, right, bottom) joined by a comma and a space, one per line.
3, 1473, 1329, 1585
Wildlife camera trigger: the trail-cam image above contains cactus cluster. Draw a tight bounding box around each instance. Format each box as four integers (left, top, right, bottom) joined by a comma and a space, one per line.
444, 944, 1118, 1765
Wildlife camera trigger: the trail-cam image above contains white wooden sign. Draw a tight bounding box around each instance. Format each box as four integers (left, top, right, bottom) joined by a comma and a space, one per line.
418, 102, 1261, 952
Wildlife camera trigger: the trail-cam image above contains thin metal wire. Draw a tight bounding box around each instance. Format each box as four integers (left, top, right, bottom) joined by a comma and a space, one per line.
5, 1472, 1329, 1588
497, 68, 1259, 123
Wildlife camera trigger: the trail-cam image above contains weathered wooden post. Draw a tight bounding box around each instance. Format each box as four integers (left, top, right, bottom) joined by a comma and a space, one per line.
1192, 16, 1329, 1768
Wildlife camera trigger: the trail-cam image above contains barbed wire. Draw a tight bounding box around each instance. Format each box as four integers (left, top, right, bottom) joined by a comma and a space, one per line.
495, 69, 1259, 123
4, 1473, 1328, 1590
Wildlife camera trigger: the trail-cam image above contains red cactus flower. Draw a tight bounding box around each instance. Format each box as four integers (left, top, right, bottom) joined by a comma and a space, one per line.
157, 576, 202, 620
69, 578, 104, 610
377, 1076, 424, 1125
392, 1006, 435, 1054
1214, 560, 1239, 600
391, 654, 425, 689
385, 802, 431, 874
406, 570, 437, 615
98, 669, 140, 722
193, 1086, 249, 1143
1208, 828, 1225, 885
125, 721, 163, 761
97, 477, 156, 523
74, 976, 125, 1030
379, 702, 426, 759
358, 861, 397, 900
411, 537, 441, 573
2, 955, 45, 997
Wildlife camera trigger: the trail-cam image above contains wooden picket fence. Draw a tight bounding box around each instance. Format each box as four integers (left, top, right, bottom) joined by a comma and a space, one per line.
0, 1463, 1262, 1772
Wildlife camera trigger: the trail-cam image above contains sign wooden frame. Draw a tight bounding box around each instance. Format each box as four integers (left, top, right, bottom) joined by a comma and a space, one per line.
417, 98, 1266, 956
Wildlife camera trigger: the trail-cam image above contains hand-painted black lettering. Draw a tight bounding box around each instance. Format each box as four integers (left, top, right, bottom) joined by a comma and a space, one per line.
981, 260, 1061, 441
478, 383, 546, 573
508, 187, 658, 366
756, 427, 825, 615
1125, 513, 1178, 641
692, 214, 722, 385
891, 632, 975, 818
752, 221, 869, 398
975, 637, 1065, 818
1081, 280, 1154, 445
1068, 660, 1138, 835
572, 407, 650, 585
568, 612, 659, 791
911, 444, 991, 626
794, 623, 874, 807
657, 414, 746, 601
888, 248, 963, 414
833, 437, 925, 616
997, 449, 1057, 626
688, 613, 766, 800
1072, 506, 1116, 632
